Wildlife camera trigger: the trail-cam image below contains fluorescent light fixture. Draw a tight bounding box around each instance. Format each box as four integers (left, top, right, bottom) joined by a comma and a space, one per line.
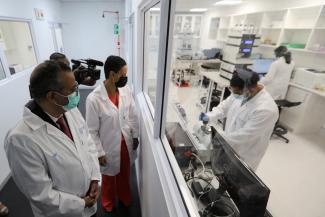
190, 8, 208, 12
150, 7, 160, 11
215, 0, 243, 5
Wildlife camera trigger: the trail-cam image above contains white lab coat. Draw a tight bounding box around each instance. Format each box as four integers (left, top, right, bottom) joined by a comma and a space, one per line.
207, 88, 279, 171
86, 83, 139, 176
4, 106, 101, 217
260, 57, 295, 100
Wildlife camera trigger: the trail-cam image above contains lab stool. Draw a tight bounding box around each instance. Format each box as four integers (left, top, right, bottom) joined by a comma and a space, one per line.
273, 100, 301, 143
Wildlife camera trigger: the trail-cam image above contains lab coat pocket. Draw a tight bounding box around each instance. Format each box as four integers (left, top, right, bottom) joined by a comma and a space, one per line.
99, 152, 112, 173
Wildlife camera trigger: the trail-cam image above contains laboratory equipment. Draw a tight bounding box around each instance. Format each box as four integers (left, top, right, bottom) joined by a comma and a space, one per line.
220, 34, 260, 80
211, 129, 270, 217
165, 122, 194, 167
192, 122, 212, 163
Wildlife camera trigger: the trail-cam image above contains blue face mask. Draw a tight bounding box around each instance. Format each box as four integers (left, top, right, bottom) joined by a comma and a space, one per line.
55, 90, 80, 111
233, 93, 244, 100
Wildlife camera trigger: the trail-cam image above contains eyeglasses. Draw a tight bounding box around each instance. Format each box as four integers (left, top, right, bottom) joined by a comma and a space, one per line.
48, 82, 79, 97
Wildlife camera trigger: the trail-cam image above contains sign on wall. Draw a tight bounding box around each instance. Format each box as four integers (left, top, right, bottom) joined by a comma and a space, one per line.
114, 24, 120, 35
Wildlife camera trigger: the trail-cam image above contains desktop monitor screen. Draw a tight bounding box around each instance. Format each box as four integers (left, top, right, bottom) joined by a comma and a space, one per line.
251, 59, 274, 75
210, 129, 270, 217
243, 39, 254, 45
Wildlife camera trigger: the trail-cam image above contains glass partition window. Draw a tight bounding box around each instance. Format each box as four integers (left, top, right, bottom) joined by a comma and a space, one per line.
0, 20, 37, 74
143, 3, 161, 110
163, 1, 325, 217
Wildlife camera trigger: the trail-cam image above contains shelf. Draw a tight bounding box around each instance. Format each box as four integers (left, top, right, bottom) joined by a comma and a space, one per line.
316, 7, 325, 28
261, 10, 287, 29
280, 29, 311, 49
307, 29, 325, 51
260, 44, 277, 48
219, 16, 231, 29
284, 27, 313, 30
304, 49, 325, 54
260, 28, 281, 46
245, 12, 264, 28
286, 6, 322, 29
261, 27, 282, 30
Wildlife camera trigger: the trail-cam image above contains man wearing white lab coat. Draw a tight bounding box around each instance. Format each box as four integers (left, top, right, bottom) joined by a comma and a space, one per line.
4, 61, 101, 217
202, 69, 279, 171
260, 46, 295, 100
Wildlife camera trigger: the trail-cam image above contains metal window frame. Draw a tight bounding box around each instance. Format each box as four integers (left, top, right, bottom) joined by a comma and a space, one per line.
0, 16, 40, 82
137, 1, 194, 216
137, 0, 201, 216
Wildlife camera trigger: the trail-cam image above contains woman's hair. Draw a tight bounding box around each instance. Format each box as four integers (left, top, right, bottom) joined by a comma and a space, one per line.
104, 55, 127, 79
274, 46, 292, 64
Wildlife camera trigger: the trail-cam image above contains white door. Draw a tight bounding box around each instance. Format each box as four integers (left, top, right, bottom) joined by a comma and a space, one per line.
50, 23, 64, 53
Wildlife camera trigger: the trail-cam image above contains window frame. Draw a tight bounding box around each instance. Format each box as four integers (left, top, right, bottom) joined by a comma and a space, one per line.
0, 16, 39, 83
140, 0, 162, 121
137, 0, 201, 216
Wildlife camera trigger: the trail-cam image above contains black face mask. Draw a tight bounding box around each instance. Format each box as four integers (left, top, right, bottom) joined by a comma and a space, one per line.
115, 76, 128, 88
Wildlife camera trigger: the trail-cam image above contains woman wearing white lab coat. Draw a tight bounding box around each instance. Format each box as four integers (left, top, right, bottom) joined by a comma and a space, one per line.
260, 46, 295, 100
5, 61, 101, 217
86, 56, 139, 212
205, 70, 279, 171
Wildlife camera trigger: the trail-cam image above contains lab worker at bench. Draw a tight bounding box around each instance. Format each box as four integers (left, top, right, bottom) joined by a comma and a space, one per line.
260, 45, 295, 100
86, 56, 139, 212
200, 69, 279, 171
4, 61, 101, 217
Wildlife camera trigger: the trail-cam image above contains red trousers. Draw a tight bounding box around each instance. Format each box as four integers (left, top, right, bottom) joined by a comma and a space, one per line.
101, 140, 131, 211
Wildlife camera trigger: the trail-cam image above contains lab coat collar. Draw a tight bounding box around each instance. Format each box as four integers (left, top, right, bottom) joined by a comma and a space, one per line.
246, 88, 267, 105
24, 100, 58, 131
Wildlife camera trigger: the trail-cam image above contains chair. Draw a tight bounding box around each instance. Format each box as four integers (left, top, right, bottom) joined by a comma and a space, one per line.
273, 100, 301, 143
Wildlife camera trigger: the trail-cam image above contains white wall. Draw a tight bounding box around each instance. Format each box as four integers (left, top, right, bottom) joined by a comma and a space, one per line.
200, 0, 325, 68
61, 1, 126, 64
0, 0, 62, 187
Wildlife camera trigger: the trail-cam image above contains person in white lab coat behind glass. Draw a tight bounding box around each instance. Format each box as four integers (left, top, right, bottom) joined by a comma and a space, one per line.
260, 46, 295, 100
200, 69, 279, 171
4, 61, 101, 217
86, 55, 139, 212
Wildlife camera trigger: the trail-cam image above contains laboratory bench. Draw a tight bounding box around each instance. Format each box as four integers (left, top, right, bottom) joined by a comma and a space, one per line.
165, 122, 273, 217
278, 81, 325, 134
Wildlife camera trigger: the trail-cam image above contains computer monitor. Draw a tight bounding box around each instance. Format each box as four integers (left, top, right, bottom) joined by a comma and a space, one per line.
210, 128, 270, 217
250, 58, 274, 75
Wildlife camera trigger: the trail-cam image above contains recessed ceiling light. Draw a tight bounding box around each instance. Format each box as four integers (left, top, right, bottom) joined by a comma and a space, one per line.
190, 8, 208, 12
150, 8, 160, 11
215, 0, 243, 6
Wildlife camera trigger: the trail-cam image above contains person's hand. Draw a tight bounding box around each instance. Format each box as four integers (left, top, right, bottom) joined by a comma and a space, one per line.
87, 180, 100, 200
83, 196, 96, 208
98, 156, 107, 166
133, 138, 139, 150
199, 112, 209, 122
